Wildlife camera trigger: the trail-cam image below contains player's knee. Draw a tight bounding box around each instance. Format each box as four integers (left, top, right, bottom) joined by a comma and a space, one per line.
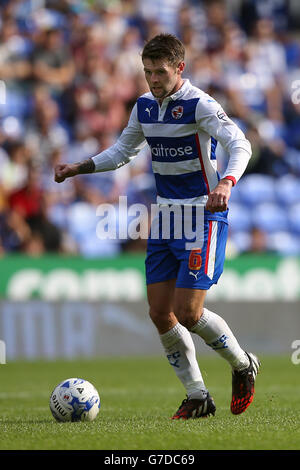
149, 307, 172, 330
175, 307, 200, 331
149, 307, 167, 324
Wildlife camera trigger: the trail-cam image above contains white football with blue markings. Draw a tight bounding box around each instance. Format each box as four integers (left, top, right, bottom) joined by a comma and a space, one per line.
49, 378, 100, 422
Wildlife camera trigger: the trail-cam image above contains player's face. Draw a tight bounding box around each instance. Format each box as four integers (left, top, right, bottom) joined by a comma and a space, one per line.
143, 58, 185, 101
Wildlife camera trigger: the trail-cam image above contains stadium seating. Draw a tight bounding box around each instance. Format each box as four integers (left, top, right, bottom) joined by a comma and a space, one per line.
267, 231, 300, 255
236, 174, 276, 207
251, 202, 289, 233
275, 175, 300, 206
287, 202, 300, 235
229, 231, 252, 253
228, 202, 253, 232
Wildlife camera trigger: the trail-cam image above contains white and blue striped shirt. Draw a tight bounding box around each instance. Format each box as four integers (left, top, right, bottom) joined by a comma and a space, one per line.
92, 79, 251, 206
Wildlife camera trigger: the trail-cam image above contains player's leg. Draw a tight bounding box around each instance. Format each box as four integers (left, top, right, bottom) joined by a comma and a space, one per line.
174, 287, 260, 415
174, 288, 250, 371
193, 306, 261, 414
174, 213, 260, 414
174, 213, 250, 368
145, 217, 210, 407
145, 207, 212, 418
147, 280, 209, 408
147, 279, 177, 334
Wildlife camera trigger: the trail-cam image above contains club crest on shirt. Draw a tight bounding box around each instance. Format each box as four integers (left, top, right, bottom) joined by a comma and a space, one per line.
171, 105, 183, 119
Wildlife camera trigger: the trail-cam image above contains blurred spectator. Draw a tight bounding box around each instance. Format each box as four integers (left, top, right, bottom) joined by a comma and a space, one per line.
239, 0, 290, 35
8, 163, 62, 253
138, 0, 185, 36
0, 140, 29, 193
0, 209, 31, 252
25, 89, 69, 164
0, 17, 31, 83
247, 227, 270, 254
31, 26, 75, 97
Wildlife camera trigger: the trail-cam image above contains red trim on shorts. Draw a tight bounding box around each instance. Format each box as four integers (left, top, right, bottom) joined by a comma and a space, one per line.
205, 221, 213, 274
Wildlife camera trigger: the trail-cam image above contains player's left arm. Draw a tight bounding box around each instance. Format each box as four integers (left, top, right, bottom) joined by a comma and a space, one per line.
205, 176, 234, 214
196, 97, 252, 213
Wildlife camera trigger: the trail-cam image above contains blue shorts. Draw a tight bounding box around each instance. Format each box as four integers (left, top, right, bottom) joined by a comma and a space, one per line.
145, 206, 228, 290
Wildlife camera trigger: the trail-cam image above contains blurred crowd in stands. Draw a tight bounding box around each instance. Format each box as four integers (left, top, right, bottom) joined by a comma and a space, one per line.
1, 0, 300, 257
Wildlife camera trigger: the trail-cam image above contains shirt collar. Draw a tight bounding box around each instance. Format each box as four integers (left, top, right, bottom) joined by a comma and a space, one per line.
169, 78, 190, 100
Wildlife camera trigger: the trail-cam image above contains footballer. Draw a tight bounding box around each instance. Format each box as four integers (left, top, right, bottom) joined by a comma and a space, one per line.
54, 34, 260, 419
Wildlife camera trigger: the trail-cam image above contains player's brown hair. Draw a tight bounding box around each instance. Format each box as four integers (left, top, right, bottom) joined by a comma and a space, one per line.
142, 34, 185, 66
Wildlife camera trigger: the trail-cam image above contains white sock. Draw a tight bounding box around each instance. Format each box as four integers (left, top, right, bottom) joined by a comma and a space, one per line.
190, 308, 250, 371
160, 322, 207, 400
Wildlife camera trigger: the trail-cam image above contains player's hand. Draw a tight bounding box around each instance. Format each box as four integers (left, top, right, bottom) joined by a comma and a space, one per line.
54, 163, 79, 183
205, 178, 233, 213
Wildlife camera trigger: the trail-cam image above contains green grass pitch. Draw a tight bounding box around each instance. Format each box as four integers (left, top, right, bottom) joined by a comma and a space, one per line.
0, 356, 299, 450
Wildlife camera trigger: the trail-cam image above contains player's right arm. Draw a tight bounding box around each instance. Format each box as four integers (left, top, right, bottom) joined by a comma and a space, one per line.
54, 159, 95, 183
54, 103, 146, 183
